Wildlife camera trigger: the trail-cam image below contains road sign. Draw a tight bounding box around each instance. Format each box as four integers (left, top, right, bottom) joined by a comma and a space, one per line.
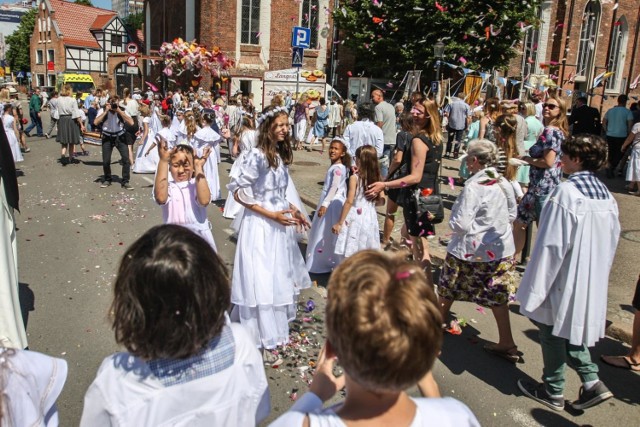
291, 26, 311, 49
126, 66, 139, 75
431, 81, 439, 94
292, 47, 304, 68
17, 71, 24, 79
26, 72, 31, 77
126, 42, 139, 55
127, 55, 138, 67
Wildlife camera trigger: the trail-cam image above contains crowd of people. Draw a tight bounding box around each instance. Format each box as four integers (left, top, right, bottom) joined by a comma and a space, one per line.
0, 78, 638, 426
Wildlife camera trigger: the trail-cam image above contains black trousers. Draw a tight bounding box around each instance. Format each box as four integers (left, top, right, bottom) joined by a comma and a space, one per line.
102, 135, 130, 183
606, 136, 626, 171
446, 127, 466, 155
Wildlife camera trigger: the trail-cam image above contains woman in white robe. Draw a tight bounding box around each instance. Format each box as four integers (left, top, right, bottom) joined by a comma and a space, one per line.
193, 115, 222, 201
223, 121, 257, 219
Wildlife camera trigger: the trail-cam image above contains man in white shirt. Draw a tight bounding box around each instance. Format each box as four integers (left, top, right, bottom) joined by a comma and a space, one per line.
343, 102, 384, 158
132, 88, 142, 101
172, 89, 182, 111
93, 96, 135, 190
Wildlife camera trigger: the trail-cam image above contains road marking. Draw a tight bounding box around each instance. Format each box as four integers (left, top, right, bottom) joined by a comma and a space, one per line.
507, 408, 541, 427
141, 176, 154, 184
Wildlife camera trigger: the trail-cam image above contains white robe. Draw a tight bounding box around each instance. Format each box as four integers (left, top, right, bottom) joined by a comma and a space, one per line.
516, 181, 620, 347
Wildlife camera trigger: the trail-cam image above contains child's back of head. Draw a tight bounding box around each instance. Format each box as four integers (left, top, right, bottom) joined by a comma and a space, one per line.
326, 250, 442, 391
111, 224, 230, 360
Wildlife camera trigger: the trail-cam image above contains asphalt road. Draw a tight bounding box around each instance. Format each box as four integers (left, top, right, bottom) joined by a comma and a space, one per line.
14, 114, 640, 426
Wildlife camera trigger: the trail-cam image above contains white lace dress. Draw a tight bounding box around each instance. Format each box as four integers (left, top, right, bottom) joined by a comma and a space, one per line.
334, 178, 380, 257
306, 163, 347, 273
223, 130, 257, 219
3, 114, 22, 163
193, 126, 222, 200
132, 117, 159, 174
228, 148, 312, 349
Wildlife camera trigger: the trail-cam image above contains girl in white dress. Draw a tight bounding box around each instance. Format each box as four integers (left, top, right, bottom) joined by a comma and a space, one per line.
332, 145, 384, 258
622, 122, 640, 195
193, 113, 222, 200
306, 139, 350, 273
132, 105, 159, 174
223, 116, 257, 219
143, 115, 176, 155
3, 104, 23, 163
154, 141, 216, 251
228, 106, 312, 358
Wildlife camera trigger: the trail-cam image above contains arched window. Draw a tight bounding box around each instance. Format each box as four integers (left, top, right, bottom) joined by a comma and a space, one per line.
576, 1, 601, 79
241, 0, 261, 45
606, 16, 628, 92
302, 0, 319, 49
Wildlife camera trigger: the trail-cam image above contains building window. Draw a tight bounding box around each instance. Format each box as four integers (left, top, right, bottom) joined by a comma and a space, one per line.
36, 74, 45, 87
112, 34, 124, 46
241, 0, 260, 45
606, 16, 628, 92
302, 0, 319, 49
48, 74, 56, 87
576, 1, 601, 79
36, 50, 44, 64
47, 49, 54, 63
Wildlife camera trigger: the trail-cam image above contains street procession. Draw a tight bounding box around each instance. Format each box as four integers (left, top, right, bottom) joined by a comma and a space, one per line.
2, 0, 640, 425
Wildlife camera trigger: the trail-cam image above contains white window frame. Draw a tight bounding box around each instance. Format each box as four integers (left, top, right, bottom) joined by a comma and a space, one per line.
36, 50, 44, 64
575, 1, 601, 80
36, 74, 45, 87
605, 16, 628, 93
240, 0, 260, 45
47, 49, 54, 63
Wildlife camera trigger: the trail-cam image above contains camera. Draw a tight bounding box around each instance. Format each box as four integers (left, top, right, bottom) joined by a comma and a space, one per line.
110, 102, 118, 110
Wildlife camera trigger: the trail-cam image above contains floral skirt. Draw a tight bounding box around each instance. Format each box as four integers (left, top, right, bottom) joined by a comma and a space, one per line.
437, 254, 517, 307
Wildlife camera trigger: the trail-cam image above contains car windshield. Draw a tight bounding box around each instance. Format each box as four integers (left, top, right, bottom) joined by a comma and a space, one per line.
69, 82, 94, 93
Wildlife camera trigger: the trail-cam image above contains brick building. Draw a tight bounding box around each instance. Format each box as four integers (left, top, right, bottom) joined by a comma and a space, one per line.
507, 0, 640, 112
30, 0, 141, 94
144, 0, 336, 110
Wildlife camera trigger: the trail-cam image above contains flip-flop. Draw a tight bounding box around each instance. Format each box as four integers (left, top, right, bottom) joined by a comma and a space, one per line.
600, 355, 640, 371
484, 343, 521, 364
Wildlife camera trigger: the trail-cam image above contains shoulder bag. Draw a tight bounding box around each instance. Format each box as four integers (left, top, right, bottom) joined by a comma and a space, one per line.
413, 135, 444, 224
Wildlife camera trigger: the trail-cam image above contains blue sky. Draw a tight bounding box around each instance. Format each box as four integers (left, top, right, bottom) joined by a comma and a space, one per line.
93, 0, 112, 9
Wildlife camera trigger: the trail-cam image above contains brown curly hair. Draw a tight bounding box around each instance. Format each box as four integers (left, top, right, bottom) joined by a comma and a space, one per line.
256, 108, 293, 169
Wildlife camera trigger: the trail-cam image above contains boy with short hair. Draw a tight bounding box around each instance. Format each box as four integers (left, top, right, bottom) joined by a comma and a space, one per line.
517, 134, 620, 411
270, 250, 480, 426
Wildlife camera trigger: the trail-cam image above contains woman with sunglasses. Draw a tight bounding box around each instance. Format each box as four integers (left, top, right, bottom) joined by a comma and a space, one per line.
513, 94, 568, 261
366, 97, 442, 283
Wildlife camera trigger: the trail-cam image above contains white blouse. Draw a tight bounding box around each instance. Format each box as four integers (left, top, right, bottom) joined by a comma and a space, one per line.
56, 96, 82, 119
447, 167, 516, 262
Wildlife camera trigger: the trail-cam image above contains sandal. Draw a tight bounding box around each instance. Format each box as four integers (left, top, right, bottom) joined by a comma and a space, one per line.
483, 343, 521, 364
600, 355, 640, 371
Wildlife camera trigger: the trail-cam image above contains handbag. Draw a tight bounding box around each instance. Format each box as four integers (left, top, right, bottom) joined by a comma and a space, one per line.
413, 188, 444, 224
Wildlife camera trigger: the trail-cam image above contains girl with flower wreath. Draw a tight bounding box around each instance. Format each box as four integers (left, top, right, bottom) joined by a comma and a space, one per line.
228, 106, 311, 361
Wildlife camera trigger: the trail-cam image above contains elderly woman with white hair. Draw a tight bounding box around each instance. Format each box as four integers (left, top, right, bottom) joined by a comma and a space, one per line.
438, 139, 521, 363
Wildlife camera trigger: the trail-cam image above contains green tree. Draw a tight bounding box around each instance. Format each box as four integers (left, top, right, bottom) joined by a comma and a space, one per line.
74, 0, 94, 6
333, 0, 541, 77
123, 12, 144, 31
5, 8, 36, 71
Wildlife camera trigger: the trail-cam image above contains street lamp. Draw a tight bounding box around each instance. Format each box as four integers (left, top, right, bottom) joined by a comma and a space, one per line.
434, 40, 445, 83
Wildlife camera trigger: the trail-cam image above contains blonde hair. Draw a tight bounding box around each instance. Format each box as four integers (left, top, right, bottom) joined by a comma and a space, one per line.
0, 88, 9, 102
414, 98, 442, 145
326, 251, 442, 391
484, 97, 500, 121
494, 114, 519, 181
184, 111, 198, 138
546, 94, 569, 137
522, 101, 536, 118
60, 84, 73, 97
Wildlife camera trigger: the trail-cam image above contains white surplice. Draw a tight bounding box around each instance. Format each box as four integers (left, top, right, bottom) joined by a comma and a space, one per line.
516, 181, 620, 347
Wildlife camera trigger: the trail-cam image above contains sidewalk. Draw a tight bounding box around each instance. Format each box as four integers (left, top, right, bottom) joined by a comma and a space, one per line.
288, 142, 635, 346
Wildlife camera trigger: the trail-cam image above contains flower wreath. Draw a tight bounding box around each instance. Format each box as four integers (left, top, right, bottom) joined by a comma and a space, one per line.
256, 106, 290, 126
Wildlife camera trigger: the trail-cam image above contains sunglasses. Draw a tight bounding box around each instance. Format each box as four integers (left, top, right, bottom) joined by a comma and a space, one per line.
543, 103, 559, 110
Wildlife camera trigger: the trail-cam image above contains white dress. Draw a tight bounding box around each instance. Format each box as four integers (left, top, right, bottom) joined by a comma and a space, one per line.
132, 117, 160, 174
334, 178, 380, 257
193, 126, 222, 200
306, 164, 348, 273
268, 392, 481, 427
223, 129, 257, 219
2, 348, 68, 427
80, 322, 270, 427
625, 123, 640, 182
228, 149, 312, 349
4, 114, 23, 163
149, 106, 162, 135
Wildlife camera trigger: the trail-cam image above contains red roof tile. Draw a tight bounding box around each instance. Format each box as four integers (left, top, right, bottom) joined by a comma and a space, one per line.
49, 0, 116, 49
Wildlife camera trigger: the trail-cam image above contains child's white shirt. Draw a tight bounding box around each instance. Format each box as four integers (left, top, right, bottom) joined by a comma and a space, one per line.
80, 322, 270, 427
269, 392, 480, 427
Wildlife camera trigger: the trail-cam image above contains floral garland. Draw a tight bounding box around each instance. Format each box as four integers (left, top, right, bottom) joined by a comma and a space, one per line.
158, 38, 234, 78
256, 106, 290, 126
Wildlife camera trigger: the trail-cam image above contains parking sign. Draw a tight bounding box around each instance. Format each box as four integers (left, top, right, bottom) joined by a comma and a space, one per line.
291, 26, 311, 49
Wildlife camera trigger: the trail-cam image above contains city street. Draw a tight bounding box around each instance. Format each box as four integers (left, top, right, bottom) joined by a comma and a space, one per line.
14, 110, 640, 426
